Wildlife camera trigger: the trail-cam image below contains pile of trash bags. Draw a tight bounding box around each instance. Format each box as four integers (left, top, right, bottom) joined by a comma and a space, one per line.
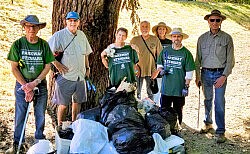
57, 87, 184, 154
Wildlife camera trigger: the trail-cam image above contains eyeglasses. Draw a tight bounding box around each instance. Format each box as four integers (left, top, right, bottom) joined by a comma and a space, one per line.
25, 24, 39, 29
67, 19, 79, 22
209, 19, 221, 23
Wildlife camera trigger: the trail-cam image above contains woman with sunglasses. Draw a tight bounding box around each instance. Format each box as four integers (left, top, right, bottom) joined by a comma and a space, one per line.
195, 9, 235, 143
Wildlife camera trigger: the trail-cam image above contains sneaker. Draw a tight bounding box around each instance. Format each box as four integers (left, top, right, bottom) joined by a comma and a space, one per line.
5, 142, 27, 154
216, 133, 227, 143
200, 124, 214, 133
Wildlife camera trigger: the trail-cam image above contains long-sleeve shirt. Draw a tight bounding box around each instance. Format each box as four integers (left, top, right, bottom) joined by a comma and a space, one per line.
195, 30, 235, 79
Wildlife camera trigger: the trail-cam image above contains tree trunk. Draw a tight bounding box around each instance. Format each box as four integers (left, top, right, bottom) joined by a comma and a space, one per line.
47, 0, 123, 126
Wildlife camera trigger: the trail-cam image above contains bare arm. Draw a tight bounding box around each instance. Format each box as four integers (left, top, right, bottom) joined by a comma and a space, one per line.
101, 50, 108, 68
85, 55, 90, 78
11, 61, 27, 85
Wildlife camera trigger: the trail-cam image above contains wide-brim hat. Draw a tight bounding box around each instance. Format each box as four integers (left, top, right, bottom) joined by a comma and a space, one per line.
166, 28, 189, 40
152, 22, 172, 36
20, 15, 46, 29
204, 9, 226, 21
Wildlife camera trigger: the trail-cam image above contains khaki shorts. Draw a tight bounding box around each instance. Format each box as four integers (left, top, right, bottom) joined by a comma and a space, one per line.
52, 75, 87, 105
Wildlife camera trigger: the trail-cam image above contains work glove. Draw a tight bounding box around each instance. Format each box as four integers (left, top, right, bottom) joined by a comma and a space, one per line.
160, 70, 167, 76
182, 84, 189, 97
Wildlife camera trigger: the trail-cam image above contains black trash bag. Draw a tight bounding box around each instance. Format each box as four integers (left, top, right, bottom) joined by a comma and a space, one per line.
106, 105, 154, 154
159, 107, 178, 131
58, 128, 74, 140
145, 111, 171, 139
76, 107, 101, 122
112, 127, 155, 154
99, 89, 137, 125
106, 105, 146, 134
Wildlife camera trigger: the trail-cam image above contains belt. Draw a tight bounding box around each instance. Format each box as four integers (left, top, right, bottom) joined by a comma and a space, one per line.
202, 68, 224, 72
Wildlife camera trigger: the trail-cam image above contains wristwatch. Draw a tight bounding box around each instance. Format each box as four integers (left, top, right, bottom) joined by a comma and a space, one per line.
35, 78, 41, 84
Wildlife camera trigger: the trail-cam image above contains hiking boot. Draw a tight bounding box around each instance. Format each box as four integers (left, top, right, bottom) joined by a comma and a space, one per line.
216, 133, 227, 143
5, 142, 27, 154
200, 124, 214, 133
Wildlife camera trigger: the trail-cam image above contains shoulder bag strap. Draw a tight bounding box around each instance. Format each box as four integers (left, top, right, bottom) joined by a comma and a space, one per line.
141, 35, 157, 63
63, 34, 77, 52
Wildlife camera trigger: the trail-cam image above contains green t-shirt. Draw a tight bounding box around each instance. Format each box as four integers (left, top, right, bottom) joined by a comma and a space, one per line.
108, 45, 139, 87
7, 36, 55, 80
157, 46, 195, 96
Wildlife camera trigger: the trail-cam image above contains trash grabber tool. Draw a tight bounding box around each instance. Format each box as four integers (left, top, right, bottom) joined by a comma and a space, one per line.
17, 87, 38, 154
197, 81, 201, 128
17, 101, 31, 154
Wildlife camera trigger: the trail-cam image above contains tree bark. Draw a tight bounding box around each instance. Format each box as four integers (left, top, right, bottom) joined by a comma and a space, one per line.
47, 0, 123, 126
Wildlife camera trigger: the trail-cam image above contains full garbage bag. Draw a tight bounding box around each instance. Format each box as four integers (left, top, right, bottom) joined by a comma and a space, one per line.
27, 140, 54, 154
76, 107, 100, 121
159, 108, 178, 131
99, 89, 137, 125
107, 104, 155, 154
69, 119, 109, 154
145, 110, 171, 140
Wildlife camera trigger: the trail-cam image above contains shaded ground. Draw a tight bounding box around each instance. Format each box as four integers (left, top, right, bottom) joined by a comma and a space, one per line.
0, 0, 249, 153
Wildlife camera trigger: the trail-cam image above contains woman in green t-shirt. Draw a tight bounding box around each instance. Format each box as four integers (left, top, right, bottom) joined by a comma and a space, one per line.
101, 27, 139, 88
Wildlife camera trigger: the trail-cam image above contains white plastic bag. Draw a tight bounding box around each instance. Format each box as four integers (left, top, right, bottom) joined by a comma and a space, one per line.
148, 133, 185, 154
27, 140, 54, 154
69, 119, 109, 154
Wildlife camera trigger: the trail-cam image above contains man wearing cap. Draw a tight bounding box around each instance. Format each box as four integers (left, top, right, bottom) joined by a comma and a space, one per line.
48, 11, 93, 126
156, 28, 195, 135
6, 15, 55, 153
195, 9, 235, 143
130, 21, 162, 100
152, 22, 172, 106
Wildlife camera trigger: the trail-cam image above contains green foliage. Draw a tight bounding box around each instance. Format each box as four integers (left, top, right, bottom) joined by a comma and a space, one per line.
197, 0, 249, 4
121, 0, 141, 35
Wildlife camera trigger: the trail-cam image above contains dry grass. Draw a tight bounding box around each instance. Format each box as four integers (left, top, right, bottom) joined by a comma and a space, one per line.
0, 0, 249, 153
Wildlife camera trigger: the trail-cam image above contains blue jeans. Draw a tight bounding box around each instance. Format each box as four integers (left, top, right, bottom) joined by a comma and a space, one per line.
201, 69, 227, 134
14, 81, 47, 143
136, 76, 153, 100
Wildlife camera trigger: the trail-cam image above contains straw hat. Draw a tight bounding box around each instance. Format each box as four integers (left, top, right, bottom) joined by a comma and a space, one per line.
204, 9, 226, 21
152, 22, 172, 36
166, 28, 189, 40
20, 15, 46, 29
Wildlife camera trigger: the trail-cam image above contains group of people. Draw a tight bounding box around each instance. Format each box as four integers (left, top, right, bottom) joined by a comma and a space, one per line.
6, 9, 234, 153
100, 9, 234, 144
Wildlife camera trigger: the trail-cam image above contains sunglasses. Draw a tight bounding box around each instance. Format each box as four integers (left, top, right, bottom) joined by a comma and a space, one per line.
209, 19, 221, 23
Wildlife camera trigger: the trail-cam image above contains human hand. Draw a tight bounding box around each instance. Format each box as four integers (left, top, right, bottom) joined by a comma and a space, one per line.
22, 81, 37, 93
182, 84, 189, 97
85, 68, 90, 78
214, 75, 227, 88
25, 90, 34, 102
55, 61, 69, 74
151, 70, 160, 79
131, 44, 139, 53
134, 64, 140, 77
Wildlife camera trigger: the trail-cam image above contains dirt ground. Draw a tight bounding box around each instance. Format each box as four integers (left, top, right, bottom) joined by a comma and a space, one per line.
0, 0, 249, 153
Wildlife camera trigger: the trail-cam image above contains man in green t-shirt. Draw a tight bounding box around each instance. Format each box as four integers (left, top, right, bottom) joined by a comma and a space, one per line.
155, 28, 195, 135
6, 15, 54, 153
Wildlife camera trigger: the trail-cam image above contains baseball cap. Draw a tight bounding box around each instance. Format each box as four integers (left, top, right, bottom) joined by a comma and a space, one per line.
66, 11, 80, 20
